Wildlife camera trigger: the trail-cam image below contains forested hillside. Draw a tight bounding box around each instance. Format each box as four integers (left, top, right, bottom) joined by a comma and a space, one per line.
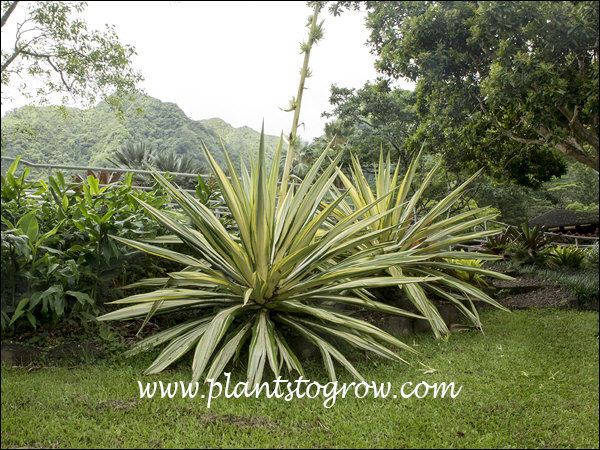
1, 95, 283, 171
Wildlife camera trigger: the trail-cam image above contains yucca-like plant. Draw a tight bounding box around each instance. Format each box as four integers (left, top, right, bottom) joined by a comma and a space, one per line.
331, 151, 512, 338
98, 133, 439, 384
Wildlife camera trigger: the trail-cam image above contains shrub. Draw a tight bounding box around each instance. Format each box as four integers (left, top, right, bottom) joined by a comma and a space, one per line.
506, 223, 556, 266
98, 136, 486, 384
480, 227, 518, 258
1, 157, 174, 331
585, 242, 599, 268
443, 253, 489, 287
548, 245, 587, 268
329, 151, 511, 338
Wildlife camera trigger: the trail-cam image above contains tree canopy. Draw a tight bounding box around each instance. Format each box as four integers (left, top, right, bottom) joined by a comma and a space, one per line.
323, 79, 417, 170
1, 1, 143, 108
329, 1, 599, 186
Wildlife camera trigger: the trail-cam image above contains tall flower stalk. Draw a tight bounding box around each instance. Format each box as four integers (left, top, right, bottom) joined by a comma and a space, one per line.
280, 2, 324, 198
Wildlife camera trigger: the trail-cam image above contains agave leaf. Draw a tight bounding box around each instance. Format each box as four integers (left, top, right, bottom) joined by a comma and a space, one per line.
277, 315, 364, 382
122, 277, 170, 290
401, 170, 484, 243
403, 282, 448, 338
273, 329, 304, 377
297, 317, 408, 364
145, 320, 213, 374
192, 304, 245, 382
313, 294, 425, 320
206, 321, 253, 381
106, 288, 229, 305
109, 235, 208, 268
140, 235, 184, 244
415, 268, 510, 312
247, 310, 279, 386
125, 318, 212, 357
276, 301, 418, 354
97, 299, 223, 321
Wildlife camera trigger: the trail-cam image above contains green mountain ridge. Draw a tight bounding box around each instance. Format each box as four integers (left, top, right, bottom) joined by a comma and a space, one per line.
1, 95, 283, 172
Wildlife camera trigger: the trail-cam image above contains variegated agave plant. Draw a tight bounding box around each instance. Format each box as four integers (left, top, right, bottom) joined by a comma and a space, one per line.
99, 132, 437, 384
331, 150, 512, 338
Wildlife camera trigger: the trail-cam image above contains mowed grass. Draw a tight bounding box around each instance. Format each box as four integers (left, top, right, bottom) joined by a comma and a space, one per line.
2, 309, 598, 449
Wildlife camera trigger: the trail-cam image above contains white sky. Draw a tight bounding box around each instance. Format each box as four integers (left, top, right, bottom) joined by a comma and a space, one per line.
1, 1, 414, 140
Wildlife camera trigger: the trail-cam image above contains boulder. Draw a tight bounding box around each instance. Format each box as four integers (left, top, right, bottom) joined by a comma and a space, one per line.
47, 342, 103, 363
288, 335, 319, 361
437, 303, 462, 326
379, 316, 414, 336
1, 342, 42, 366
413, 318, 432, 334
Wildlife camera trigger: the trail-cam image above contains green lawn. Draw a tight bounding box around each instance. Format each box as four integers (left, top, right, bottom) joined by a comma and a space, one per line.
2, 309, 599, 448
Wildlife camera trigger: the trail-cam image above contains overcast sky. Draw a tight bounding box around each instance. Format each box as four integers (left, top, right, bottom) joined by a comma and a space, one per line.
2, 1, 414, 140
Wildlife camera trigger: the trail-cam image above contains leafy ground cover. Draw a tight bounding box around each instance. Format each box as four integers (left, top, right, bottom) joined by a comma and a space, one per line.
488, 261, 599, 308
2, 309, 598, 449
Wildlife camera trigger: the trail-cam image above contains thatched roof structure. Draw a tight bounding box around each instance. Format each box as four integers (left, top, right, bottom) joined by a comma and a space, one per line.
529, 209, 599, 229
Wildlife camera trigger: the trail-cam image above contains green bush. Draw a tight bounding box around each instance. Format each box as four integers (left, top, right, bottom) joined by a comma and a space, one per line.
1, 157, 176, 332
482, 223, 557, 267
443, 253, 489, 287
548, 245, 587, 268
585, 242, 599, 268
505, 223, 557, 266
480, 228, 517, 257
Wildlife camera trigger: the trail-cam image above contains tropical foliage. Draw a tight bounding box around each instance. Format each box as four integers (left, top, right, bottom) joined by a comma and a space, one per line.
106, 142, 156, 171
1, 1, 143, 108
586, 242, 599, 268
443, 254, 489, 288
548, 245, 587, 268
331, 151, 510, 338
506, 223, 557, 265
480, 228, 517, 258
0, 157, 175, 331
322, 80, 417, 171
100, 134, 453, 384
329, 1, 599, 177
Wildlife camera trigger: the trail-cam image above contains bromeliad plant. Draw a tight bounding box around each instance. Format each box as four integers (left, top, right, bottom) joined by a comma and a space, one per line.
99, 133, 434, 384
480, 227, 518, 258
506, 223, 557, 266
443, 252, 489, 288
548, 245, 587, 268
331, 151, 511, 338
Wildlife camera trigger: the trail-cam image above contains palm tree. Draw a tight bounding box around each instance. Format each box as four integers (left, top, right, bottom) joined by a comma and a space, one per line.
153, 150, 207, 188
107, 142, 155, 170
153, 151, 204, 175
